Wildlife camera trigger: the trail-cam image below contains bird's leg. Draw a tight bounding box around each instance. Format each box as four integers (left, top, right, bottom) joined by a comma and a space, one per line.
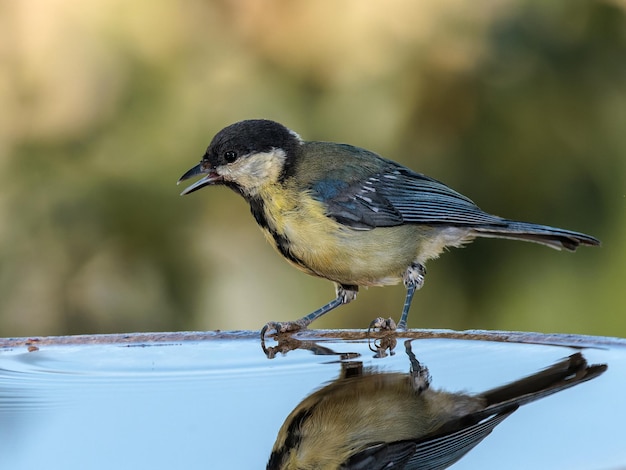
404, 340, 431, 393
397, 263, 426, 330
260, 284, 358, 337
368, 263, 426, 332
299, 283, 358, 325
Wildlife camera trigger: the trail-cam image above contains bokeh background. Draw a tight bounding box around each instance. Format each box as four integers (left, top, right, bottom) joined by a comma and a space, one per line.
1, 0, 624, 338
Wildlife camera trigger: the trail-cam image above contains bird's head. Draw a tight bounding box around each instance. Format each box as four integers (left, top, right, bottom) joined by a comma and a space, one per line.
178, 119, 303, 197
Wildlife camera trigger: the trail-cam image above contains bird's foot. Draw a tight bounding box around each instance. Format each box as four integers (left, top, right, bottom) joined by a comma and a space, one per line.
367, 318, 398, 358
368, 317, 397, 331
261, 336, 304, 359
260, 320, 307, 338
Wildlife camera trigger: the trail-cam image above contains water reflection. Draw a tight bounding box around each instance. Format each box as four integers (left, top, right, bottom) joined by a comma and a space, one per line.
262, 331, 398, 359
0, 333, 621, 469
267, 341, 606, 470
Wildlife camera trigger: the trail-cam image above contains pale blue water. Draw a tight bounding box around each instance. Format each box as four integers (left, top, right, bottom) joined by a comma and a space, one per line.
0, 331, 624, 470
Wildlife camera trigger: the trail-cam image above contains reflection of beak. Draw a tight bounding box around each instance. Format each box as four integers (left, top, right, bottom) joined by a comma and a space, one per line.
177, 163, 223, 195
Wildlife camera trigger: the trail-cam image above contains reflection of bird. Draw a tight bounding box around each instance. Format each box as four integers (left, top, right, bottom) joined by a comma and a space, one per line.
266, 348, 606, 470
178, 120, 600, 334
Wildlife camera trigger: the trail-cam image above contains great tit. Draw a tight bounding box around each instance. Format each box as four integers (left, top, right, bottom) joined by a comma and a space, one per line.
178, 119, 600, 335
266, 345, 606, 469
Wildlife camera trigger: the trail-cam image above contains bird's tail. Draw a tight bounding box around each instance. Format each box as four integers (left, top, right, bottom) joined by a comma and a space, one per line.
471, 220, 600, 251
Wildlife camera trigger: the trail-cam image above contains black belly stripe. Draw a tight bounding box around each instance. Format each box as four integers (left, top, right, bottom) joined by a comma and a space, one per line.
248, 196, 309, 270
272, 231, 308, 268
249, 196, 271, 230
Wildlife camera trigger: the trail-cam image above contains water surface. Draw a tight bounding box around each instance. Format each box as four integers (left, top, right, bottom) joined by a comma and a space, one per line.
0, 330, 624, 469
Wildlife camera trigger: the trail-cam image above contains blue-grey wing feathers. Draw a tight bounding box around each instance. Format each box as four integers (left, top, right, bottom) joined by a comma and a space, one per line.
311, 165, 599, 251
313, 167, 506, 228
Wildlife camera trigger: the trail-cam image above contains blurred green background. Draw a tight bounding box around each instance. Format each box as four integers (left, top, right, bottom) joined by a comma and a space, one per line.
1, 0, 624, 338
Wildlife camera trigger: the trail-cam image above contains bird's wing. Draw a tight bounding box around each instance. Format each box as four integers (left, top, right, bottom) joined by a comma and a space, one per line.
311, 166, 506, 230
310, 176, 404, 229
403, 408, 516, 470
340, 441, 417, 469
340, 408, 515, 470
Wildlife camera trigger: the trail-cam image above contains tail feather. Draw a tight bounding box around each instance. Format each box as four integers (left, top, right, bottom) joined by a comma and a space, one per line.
471, 220, 600, 251
461, 353, 606, 424
479, 353, 607, 417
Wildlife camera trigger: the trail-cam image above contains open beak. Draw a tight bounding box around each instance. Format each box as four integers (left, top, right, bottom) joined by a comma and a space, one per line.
177, 162, 222, 195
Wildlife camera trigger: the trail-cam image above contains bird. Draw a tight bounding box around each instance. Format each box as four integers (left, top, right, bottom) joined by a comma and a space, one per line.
266, 345, 606, 469
178, 119, 600, 336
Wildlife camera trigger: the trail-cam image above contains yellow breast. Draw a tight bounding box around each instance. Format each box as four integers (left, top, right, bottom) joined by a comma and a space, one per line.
254, 183, 442, 287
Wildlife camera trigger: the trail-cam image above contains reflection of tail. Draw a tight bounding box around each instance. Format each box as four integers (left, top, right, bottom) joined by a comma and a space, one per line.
479, 352, 607, 420
472, 221, 601, 251
405, 353, 606, 470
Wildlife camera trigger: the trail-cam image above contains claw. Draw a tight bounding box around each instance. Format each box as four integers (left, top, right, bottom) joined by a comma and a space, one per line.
260, 321, 305, 339
260, 321, 309, 358
260, 322, 276, 339
368, 317, 397, 332
366, 317, 398, 358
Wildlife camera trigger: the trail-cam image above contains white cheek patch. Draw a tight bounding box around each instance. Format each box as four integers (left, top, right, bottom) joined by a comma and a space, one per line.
219, 148, 287, 193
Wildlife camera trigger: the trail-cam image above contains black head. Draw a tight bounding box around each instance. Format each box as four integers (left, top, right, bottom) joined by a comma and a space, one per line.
205, 119, 302, 168
178, 119, 303, 196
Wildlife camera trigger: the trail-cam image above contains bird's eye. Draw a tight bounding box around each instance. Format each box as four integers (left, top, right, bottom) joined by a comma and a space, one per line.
224, 151, 238, 163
